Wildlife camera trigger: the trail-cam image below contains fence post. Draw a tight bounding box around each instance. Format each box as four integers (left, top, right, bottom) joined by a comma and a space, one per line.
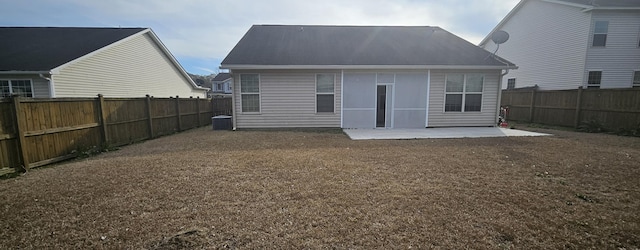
574, 87, 584, 128
175, 96, 182, 131
97, 94, 109, 148
12, 95, 29, 171
146, 95, 154, 139
195, 97, 201, 127
529, 86, 537, 123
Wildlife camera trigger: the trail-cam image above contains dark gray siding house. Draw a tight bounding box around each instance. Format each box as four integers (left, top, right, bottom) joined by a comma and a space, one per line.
220, 25, 516, 129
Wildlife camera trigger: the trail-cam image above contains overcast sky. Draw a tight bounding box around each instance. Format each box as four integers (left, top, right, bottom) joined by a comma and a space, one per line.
0, 0, 519, 75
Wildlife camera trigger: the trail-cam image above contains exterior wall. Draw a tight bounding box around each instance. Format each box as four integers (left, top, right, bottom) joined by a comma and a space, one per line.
52, 33, 206, 98
232, 69, 341, 128
0, 74, 50, 98
585, 10, 640, 89
482, 0, 591, 90
428, 69, 501, 127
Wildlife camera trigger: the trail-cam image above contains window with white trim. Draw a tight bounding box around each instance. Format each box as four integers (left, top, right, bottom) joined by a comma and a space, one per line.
592, 21, 608, 47
316, 74, 335, 113
633, 71, 640, 87
0, 79, 33, 98
240, 74, 260, 112
445, 74, 483, 112
587, 71, 602, 89
507, 78, 516, 90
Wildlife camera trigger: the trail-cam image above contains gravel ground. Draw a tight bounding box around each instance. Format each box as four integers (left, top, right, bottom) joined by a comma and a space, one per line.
1, 126, 639, 249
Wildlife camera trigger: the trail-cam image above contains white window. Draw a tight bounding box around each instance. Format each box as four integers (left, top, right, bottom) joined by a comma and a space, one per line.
507, 78, 516, 90
240, 74, 260, 112
0, 79, 33, 98
587, 71, 602, 89
633, 71, 640, 87
445, 74, 483, 112
592, 21, 608, 47
316, 74, 335, 113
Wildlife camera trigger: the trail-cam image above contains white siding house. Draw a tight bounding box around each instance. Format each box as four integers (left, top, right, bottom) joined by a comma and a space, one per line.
480, 0, 640, 90
222, 25, 516, 129
0, 27, 208, 98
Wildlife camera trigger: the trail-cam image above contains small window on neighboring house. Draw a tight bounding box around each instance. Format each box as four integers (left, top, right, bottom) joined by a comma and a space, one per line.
0, 79, 33, 98
633, 71, 640, 87
587, 71, 602, 88
507, 78, 516, 89
445, 74, 483, 112
316, 74, 335, 113
217, 83, 223, 91
592, 21, 608, 47
240, 74, 260, 112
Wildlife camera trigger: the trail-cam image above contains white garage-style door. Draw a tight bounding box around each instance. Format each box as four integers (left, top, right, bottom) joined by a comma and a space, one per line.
342, 72, 429, 129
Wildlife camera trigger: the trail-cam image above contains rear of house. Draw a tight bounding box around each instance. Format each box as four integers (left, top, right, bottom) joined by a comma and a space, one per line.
221, 25, 516, 129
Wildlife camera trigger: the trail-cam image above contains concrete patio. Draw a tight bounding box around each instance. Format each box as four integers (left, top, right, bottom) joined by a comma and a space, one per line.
343, 127, 551, 140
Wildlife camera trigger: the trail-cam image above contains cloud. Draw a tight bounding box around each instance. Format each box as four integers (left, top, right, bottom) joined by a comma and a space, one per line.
1, 0, 520, 72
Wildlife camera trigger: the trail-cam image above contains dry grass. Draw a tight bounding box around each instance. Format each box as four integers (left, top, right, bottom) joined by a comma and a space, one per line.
1, 127, 639, 249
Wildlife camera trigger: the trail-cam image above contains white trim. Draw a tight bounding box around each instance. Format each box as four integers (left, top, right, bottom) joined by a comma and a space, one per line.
542, 0, 591, 9
0, 71, 49, 75
239, 73, 261, 113
443, 73, 485, 113
343, 108, 376, 111
340, 70, 344, 128
230, 70, 237, 130
221, 64, 517, 70
425, 69, 431, 127
315, 73, 336, 114
0, 78, 35, 98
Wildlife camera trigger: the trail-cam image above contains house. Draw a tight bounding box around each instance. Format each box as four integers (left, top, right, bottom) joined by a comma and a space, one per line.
211, 73, 233, 96
220, 25, 516, 129
0, 27, 208, 98
479, 0, 640, 90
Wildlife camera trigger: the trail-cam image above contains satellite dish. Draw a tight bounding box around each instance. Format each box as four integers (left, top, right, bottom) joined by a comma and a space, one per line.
491, 30, 510, 44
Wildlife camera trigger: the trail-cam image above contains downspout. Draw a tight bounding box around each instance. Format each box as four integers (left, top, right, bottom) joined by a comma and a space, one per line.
230, 70, 237, 131
496, 69, 509, 126
39, 73, 55, 98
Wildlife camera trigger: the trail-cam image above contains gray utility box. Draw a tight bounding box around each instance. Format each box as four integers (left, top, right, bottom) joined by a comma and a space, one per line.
212, 115, 232, 130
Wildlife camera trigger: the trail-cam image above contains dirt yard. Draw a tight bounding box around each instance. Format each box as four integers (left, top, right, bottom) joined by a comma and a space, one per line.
1, 126, 639, 249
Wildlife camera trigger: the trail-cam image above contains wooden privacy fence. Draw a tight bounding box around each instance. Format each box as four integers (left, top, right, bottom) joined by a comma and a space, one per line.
501, 87, 640, 131
0, 95, 215, 175
211, 97, 232, 116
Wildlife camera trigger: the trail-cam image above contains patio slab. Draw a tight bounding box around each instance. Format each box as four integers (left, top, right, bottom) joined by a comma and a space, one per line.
343, 127, 551, 140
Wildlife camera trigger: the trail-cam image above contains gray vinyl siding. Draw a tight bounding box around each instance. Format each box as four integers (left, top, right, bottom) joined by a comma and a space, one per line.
585, 10, 640, 89
233, 70, 341, 128
428, 70, 501, 127
0, 74, 50, 98
482, 0, 591, 90
52, 32, 206, 98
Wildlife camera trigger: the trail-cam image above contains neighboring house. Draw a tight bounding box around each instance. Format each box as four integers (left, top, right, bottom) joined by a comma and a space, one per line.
211, 73, 233, 96
220, 25, 516, 129
0, 27, 208, 98
479, 0, 640, 90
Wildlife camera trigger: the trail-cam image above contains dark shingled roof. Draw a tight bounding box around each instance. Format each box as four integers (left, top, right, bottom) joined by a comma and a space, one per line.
213, 73, 231, 81
558, 0, 640, 7
0, 27, 146, 72
222, 25, 514, 67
